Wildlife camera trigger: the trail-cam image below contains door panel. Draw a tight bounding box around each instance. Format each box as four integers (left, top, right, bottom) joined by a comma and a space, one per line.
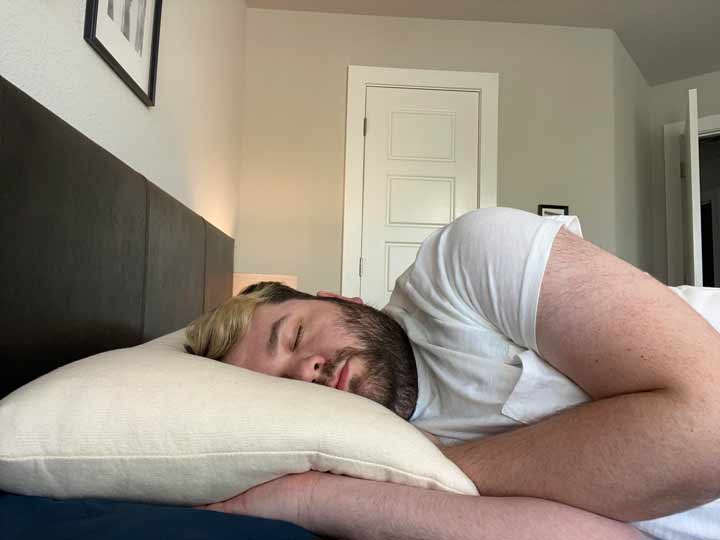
389, 111, 456, 160
387, 175, 454, 226
385, 242, 422, 297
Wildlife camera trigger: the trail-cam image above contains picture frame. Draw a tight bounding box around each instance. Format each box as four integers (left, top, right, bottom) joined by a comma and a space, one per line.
84, 0, 163, 106
538, 204, 570, 217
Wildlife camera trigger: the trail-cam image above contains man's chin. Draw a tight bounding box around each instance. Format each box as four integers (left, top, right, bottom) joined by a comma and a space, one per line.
344, 360, 407, 417
353, 379, 393, 412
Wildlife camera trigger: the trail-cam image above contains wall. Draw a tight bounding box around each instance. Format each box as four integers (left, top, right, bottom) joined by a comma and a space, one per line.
0, 0, 246, 236
239, 8, 618, 293
611, 34, 652, 271
649, 69, 720, 283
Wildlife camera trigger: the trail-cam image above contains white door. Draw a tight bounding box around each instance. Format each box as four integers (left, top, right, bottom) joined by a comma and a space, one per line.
360, 86, 480, 308
683, 88, 703, 285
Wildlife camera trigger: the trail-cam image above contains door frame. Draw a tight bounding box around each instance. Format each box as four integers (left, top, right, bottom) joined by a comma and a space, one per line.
663, 111, 720, 285
341, 65, 499, 297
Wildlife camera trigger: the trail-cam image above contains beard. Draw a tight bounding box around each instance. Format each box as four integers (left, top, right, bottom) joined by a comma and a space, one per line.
317, 343, 418, 421
312, 299, 419, 420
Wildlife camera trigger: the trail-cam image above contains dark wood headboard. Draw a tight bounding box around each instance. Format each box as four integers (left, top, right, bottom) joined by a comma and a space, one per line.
0, 75, 234, 398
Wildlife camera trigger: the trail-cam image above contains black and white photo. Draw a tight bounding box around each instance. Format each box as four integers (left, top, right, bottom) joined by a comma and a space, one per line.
85, 0, 162, 105
538, 204, 570, 217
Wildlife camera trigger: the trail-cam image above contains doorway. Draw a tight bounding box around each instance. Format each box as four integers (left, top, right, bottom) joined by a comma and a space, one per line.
341, 66, 499, 303
700, 135, 720, 287
663, 102, 720, 286
360, 85, 481, 308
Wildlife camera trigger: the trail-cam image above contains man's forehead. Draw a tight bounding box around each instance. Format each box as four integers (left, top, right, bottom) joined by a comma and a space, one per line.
252, 298, 333, 324
260, 297, 334, 313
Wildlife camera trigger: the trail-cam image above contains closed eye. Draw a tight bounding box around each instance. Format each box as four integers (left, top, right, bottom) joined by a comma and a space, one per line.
292, 324, 304, 351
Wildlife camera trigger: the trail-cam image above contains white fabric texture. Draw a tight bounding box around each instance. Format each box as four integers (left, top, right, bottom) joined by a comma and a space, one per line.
384, 207, 720, 540
0, 330, 478, 505
384, 207, 587, 444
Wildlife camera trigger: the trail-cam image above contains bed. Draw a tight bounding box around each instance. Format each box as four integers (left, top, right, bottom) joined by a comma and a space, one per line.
0, 74, 317, 539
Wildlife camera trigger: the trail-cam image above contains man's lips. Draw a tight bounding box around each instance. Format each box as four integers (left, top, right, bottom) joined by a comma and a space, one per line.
334, 360, 351, 391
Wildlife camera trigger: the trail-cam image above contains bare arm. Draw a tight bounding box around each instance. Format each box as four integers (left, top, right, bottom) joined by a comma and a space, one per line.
443, 229, 720, 521
202, 472, 644, 540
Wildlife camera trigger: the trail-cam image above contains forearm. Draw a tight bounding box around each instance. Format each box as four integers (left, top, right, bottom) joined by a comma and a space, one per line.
501, 228, 720, 520
443, 390, 720, 521
300, 474, 642, 540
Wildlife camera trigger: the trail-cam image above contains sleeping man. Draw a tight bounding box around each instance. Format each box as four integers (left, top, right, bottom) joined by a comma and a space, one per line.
186, 207, 720, 540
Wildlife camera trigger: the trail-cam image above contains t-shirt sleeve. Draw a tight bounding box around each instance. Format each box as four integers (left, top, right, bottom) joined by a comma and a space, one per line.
397, 207, 582, 354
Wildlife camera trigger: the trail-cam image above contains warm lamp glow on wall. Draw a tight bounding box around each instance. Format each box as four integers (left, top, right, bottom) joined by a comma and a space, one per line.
233, 273, 299, 296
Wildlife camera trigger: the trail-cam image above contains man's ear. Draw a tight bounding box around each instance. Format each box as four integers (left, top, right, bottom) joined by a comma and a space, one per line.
316, 291, 364, 305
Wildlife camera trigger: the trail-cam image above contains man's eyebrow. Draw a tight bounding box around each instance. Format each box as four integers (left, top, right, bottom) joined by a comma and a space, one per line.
268, 315, 288, 356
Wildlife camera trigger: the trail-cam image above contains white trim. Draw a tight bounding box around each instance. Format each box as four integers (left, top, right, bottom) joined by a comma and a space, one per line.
663, 111, 720, 285
341, 66, 499, 296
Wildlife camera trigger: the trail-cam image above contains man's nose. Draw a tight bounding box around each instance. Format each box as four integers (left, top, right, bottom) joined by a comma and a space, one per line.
292, 354, 327, 383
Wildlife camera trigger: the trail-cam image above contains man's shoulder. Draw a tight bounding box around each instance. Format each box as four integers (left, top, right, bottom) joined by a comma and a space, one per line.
446, 207, 533, 230
435, 207, 543, 245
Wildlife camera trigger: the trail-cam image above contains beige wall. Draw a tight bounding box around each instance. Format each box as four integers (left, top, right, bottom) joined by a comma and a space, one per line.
239, 8, 621, 293
0, 0, 246, 236
649, 69, 720, 283
611, 34, 652, 271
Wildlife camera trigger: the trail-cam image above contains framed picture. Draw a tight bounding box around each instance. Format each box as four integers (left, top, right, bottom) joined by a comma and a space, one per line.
84, 0, 163, 106
538, 204, 570, 217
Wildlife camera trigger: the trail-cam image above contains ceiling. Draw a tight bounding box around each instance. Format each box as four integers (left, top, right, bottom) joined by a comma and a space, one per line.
247, 0, 720, 85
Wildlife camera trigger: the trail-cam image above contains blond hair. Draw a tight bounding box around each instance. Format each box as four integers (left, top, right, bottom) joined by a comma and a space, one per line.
185, 289, 266, 359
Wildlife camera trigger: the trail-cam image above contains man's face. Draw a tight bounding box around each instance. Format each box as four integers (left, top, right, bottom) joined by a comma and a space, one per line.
224, 299, 382, 400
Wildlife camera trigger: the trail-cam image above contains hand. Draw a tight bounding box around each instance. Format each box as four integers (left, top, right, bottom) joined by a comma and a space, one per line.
195, 471, 324, 525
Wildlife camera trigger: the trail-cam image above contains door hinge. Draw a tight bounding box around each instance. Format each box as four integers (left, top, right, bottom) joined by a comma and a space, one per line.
363, 117, 367, 137
359, 257, 364, 277
680, 161, 686, 179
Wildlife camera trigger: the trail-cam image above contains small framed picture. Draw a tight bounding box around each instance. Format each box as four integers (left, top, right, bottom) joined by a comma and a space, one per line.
538, 204, 570, 217
84, 0, 163, 106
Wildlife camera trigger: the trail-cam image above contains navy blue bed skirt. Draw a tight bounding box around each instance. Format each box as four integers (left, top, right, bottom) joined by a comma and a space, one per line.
0, 491, 318, 540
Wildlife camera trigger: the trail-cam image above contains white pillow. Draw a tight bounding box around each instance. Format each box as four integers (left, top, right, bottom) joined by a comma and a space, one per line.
0, 330, 477, 505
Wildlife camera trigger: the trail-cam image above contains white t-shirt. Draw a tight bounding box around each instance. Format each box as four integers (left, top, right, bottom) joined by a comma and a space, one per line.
383, 207, 720, 540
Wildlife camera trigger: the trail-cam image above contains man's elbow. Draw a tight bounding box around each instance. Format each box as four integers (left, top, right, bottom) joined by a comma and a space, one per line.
660, 377, 720, 490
